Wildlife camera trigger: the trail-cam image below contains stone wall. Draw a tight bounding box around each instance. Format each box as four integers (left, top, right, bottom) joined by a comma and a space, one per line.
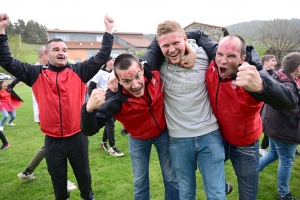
184, 24, 224, 42
127, 43, 147, 56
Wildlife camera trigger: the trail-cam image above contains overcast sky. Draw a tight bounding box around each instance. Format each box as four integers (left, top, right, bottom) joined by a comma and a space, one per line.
2, 0, 299, 34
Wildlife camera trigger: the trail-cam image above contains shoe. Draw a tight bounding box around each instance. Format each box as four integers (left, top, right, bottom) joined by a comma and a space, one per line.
0, 143, 10, 150
7, 122, 16, 126
0, 126, 3, 131
109, 146, 124, 157
259, 148, 267, 156
120, 129, 128, 135
295, 150, 300, 156
226, 183, 233, 195
277, 193, 297, 200
17, 171, 35, 181
100, 142, 109, 151
83, 197, 95, 200
67, 180, 77, 191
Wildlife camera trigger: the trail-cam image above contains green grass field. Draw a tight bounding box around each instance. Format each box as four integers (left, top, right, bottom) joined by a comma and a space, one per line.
0, 83, 299, 200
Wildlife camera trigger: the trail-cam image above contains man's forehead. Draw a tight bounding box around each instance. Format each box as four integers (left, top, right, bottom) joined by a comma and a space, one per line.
158, 32, 184, 44
218, 38, 240, 53
50, 42, 67, 49
117, 63, 141, 79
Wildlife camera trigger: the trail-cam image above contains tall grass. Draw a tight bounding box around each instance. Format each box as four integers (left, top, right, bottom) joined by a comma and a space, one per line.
0, 84, 299, 199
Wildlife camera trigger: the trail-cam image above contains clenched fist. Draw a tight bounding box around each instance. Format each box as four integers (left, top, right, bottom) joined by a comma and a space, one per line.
86, 89, 106, 112
235, 62, 264, 93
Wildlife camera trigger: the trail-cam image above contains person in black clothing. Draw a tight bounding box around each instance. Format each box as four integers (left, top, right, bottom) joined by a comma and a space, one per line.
88, 57, 124, 157
259, 54, 278, 156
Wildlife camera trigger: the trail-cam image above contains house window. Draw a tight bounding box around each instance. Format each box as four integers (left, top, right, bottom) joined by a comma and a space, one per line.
55, 35, 70, 41
89, 54, 96, 58
74, 58, 81, 63
96, 36, 103, 42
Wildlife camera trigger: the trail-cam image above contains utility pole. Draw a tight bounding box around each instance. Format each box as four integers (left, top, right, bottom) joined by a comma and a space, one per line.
19, 34, 21, 49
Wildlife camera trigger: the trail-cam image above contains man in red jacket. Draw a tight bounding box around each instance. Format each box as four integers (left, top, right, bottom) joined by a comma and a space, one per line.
0, 13, 114, 200
81, 53, 179, 200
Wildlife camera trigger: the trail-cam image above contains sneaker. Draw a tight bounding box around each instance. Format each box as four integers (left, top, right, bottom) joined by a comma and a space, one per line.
0, 143, 10, 150
259, 148, 267, 156
100, 142, 109, 151
7, 122, 16, 126
120, 129, 128, 135
0, 126, 3, 131
226, 183, 233, 195
277, 193, 297, 200
67, 180, 77, 191
17, 171, 35, 181
109, 146, 124, 157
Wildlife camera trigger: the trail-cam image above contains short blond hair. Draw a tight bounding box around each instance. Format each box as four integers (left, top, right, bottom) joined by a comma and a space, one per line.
156, 20, 185, 39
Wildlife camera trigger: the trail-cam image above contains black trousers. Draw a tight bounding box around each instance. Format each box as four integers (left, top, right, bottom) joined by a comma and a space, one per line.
102, 117, 116, 147
261, 134, 269, 149
0, 131, 8, 145
45, 132, 93, 200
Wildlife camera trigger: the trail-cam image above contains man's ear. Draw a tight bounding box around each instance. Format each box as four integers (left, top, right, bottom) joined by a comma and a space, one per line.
241, 54, 247, 63
44, 50, 49, 58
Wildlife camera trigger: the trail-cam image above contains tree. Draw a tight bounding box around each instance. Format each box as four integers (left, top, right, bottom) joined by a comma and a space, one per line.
256, 19, 300, 69
8, 34, 28, 61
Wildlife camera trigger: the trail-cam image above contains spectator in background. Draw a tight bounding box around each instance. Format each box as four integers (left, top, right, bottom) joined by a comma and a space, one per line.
88, 56, 124, 157
259, 54, 278, 156
259, 52, 300, 200
0, 130, 9, 150
0, 79, 23, 131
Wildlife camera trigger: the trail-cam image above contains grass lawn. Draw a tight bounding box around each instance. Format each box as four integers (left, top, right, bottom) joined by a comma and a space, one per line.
0, 83, 299, 199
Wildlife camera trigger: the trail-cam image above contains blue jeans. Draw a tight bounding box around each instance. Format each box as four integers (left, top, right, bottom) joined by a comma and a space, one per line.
224, 140, 259, 200
169, 129, 226, 200
259, 138, 297, 196
129, 129, 179, 200
0, 109, 16, 126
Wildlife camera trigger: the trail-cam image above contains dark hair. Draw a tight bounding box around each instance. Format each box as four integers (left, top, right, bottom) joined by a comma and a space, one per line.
281, 52, 300, 73
261, 54, 275, 64
113, 54, 142, 80
0, 81, 5, 90
46, 38, 64, 50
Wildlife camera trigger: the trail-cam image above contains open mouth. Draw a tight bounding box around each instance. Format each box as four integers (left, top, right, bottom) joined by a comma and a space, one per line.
219, 67, 227, 77
131, 85, 143, 94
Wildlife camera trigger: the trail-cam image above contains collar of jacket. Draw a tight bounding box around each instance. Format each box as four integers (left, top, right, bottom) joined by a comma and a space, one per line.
117, 67, 154, 102
47, 63, 68, 72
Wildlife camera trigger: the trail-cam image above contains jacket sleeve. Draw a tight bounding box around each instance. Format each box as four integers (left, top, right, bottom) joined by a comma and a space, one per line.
185, 29, 218, 63
73, 32, 114, 83
8, 78, 20, 89
139, 37, 164, 71
81, 91, 122, 136
250, 70, 298, 110
245, 46, 263, 71
0, 35, 40, 86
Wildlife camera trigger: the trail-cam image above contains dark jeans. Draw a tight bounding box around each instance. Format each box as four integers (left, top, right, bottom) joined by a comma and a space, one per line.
45, 132, 93, 200
0, 131, 8, 145
224, 140, 259, 200
102, 117, 115, 147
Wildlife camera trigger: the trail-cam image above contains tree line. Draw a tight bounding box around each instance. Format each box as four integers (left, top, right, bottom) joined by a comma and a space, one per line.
6, 19, 48, 44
